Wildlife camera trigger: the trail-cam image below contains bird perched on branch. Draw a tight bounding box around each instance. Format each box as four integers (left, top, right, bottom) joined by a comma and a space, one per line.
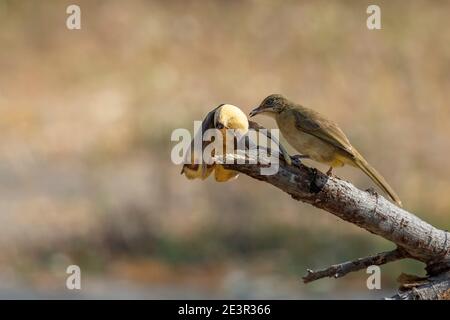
181, 104, 291, 182
250, 94, 402, 207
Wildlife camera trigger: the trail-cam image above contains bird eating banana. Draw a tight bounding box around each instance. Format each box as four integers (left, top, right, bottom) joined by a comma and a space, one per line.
249, 94, 402, 207
181, 104, 291, 182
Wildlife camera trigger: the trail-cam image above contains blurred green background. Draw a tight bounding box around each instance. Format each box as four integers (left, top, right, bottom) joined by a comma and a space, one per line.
0, 0, 449, 298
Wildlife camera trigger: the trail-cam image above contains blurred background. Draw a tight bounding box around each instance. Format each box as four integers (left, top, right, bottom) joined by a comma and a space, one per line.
0, 0, 449, 299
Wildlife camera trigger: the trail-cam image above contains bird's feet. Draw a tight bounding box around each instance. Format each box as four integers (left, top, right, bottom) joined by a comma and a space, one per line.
326, 167, 333, 176
365, 187, 379, 197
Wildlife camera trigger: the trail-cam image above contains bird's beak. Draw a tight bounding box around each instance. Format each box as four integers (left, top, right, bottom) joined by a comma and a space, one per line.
249, 107, 263, 118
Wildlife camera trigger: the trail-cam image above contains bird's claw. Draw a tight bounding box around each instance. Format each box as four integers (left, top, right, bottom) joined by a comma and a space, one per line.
326, 167, 333, 176
366, 187, 378, 196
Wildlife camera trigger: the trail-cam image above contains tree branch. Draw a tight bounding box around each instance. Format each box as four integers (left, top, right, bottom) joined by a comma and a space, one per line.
215, 151, 450, 299
302, 248, 407, 283
390, 273, 450, 300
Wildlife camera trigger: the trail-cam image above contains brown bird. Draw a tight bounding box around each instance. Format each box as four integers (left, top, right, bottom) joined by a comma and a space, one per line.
249, 94, 402, 207
182, 104, 291, 182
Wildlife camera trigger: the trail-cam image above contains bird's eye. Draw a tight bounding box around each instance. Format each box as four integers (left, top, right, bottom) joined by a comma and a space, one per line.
265, 98, 273, 106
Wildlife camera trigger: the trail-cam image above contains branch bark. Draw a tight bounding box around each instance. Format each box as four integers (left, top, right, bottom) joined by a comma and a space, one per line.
390, 273, 450, 300
215, 151, 450, 299
302, 248, 407, 283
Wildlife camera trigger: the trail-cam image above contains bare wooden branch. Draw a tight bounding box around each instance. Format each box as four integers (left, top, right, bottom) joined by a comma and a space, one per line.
218, 152, 450, 266
214, 151, 450, 298
389, 273, 450, 300
302, 248, 407, 283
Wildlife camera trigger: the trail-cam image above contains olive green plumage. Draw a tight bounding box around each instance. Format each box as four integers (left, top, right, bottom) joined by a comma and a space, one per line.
250, 94, 402, 207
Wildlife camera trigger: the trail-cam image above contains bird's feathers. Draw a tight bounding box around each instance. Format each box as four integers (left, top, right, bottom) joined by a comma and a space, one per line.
287, 104, 402, 206
352, 152, 402, 207
290, 106, 354, 158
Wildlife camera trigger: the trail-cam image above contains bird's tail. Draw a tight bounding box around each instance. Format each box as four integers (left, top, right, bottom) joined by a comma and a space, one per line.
353, 152, 402, 207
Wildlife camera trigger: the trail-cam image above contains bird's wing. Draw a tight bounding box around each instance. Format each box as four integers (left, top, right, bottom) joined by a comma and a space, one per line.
292, 107, 355, 157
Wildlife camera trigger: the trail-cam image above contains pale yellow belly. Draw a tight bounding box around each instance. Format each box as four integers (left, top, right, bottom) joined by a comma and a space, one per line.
276, 117, 346, 167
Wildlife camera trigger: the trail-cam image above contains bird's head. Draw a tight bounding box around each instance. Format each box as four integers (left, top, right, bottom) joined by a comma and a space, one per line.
249, 94, 288, 118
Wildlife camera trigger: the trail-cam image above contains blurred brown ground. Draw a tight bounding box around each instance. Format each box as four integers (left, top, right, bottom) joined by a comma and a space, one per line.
0, 0, 449, 298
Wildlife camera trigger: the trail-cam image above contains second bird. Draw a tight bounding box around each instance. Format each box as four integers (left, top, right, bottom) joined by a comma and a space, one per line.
249, 94, 402, 207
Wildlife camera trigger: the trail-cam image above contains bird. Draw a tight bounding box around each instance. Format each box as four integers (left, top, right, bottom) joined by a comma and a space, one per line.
249, 94, 402, 207
181, 103, 291, 182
